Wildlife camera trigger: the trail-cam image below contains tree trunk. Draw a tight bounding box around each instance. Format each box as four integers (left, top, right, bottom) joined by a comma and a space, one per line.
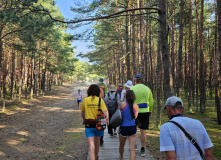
217, 0, 221, 124
171, 0, 176, 94
195, 0, 199, 111
199, 0, 205, 113
131, 0, 136, 80
159, 0, 172, 99
188, 0, 193, 111
125, 0, 131, 80
156, 22, 162, 128
177, 0, 184, 97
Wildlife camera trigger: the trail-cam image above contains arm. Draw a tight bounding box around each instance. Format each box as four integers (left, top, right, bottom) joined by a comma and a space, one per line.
81, 111, 85, 124
133, 103, 139, 119
165, 151, 176, 160
103, 110, 109, 126
120, 89, 125, 102
204, 148, 215, 160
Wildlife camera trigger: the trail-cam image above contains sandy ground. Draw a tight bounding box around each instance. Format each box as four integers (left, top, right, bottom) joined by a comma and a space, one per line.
0, 82, 90, 160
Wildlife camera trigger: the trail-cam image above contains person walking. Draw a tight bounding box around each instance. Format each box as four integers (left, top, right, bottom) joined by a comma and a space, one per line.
160, 96, 215, 160
117, 83, 123, 97
99, 86, 107, 146
105, 84, 120, 137
130, 74, 154, 157
119, 90, 139, 160
120, 80, 134, 102
80, 84, 109, 160
97, 78, 107, 95
76, 89, 82, 109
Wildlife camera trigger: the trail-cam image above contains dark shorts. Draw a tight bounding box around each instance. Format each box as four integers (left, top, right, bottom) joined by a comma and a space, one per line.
136, 112, 150, 130
77, 100, 81, 104
119, 126, 137, 137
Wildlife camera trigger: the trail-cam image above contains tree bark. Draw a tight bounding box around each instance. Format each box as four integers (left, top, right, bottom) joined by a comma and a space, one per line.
199, 0, 205, 113
177, 0, 184, 97
159, 0, 172, 99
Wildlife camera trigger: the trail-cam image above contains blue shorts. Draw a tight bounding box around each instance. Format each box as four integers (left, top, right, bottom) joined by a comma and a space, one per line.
85, 128, 104, 137
119, 126, 137, 137
77, 100, 81, 103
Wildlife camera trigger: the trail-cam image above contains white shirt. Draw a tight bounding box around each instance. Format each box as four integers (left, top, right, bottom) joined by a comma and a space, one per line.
160, 116, 213, 160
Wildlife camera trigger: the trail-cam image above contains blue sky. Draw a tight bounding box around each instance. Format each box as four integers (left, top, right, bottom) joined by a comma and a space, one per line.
54, 0, 94, 62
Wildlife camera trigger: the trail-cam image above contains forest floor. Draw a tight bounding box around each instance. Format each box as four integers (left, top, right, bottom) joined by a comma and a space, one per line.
0, 82, 89, 160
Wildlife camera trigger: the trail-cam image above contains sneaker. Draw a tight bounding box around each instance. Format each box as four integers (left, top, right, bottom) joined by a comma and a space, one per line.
135, 144, 138, 151
110, 134, 114, 138
141, 147, 145, 157
100, 139, 104, 146
114, 131, 117, 135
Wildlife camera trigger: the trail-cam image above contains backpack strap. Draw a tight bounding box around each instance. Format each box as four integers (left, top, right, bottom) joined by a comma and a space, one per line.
169, 121, 204, 159
98, 98, 101, 111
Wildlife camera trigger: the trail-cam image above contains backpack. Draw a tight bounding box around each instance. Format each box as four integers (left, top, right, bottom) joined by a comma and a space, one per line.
107, 92, 118, 114
110, 109, 122, 128
117, 88, 122, 96
95, 98, 106, 131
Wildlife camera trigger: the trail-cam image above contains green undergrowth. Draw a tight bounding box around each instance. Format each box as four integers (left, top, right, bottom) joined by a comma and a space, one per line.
146, 96, 221, 160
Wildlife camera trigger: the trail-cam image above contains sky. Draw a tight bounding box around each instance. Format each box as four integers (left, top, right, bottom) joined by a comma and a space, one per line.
54, 0, 94, 62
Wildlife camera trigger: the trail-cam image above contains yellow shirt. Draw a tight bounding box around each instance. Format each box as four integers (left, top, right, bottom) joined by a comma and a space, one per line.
80, 96, 107, 119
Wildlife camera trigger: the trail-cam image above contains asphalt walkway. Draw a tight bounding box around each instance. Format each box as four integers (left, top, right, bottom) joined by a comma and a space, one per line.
87, 128, 155, 160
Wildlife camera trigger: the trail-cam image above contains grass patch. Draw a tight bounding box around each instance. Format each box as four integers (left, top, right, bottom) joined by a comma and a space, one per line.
58, 145, 66, 150
146, 98, 221, 159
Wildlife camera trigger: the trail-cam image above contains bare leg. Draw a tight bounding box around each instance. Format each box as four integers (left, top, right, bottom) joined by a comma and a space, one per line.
140, 129, 146, 147
128, 134, 137, 160
87, 137, 95, 160
119, 134, 127, 160
94, 136, 101, 160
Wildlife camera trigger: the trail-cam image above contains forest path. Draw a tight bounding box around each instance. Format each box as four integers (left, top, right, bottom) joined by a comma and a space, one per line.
0, 82, 90, 160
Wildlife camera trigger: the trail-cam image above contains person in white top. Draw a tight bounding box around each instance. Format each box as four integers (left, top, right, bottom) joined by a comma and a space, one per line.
160, 96, 215, 160
120, 80, 134, 102
76, 89, 82, 109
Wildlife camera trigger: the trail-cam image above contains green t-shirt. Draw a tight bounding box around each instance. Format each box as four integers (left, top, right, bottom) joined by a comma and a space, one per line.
130, 84, 154, 113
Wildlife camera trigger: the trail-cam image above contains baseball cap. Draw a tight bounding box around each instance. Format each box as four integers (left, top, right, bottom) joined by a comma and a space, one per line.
135, 74, 143, 79
164, 96, 183, 109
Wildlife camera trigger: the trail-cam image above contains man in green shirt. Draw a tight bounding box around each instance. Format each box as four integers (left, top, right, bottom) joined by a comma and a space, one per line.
130, 74, 154, 157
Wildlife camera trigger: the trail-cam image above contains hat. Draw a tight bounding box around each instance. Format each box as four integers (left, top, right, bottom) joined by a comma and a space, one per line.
135, 74, 143, 79
164, 96, 183, 109
109, 84, 116, 92
118, 83, 122, 87
99, 78, 104, 82
125, 80, 133, 88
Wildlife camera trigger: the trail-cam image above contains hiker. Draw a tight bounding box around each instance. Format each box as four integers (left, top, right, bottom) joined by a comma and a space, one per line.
80, 84, 109, 160
120, 80, 134, 102
119, 90, 139, 160
97, 78, 107, 95
117, 83, 123, 97
130, 74, 154, 157
76, 89, 82, 109
99, 86, 108, 146
160, 96, 215, 160
105, 84, 120, 137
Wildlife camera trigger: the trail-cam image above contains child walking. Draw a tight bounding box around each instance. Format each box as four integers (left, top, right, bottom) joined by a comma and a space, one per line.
76, 89, 82, 109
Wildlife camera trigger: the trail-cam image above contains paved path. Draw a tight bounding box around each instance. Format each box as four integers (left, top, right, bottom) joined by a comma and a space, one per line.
87, 128, 155, 160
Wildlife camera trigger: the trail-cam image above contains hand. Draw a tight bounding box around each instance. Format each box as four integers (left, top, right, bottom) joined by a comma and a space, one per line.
106, 119, 109, 126
82, 119, 85, 125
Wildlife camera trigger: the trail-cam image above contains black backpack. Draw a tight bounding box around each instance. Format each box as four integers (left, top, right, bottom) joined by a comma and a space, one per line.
107, 92, 118, 114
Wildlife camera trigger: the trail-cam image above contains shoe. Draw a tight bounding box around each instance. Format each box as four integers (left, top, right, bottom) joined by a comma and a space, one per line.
141, 147, 145, 157
135, 144, 138, 151
110, 134, 114, 138
114, 131, 117, 135
100, 139, 104, 146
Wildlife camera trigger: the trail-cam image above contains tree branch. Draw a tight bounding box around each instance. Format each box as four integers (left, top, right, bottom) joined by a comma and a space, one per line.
44, 7, 161, 24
